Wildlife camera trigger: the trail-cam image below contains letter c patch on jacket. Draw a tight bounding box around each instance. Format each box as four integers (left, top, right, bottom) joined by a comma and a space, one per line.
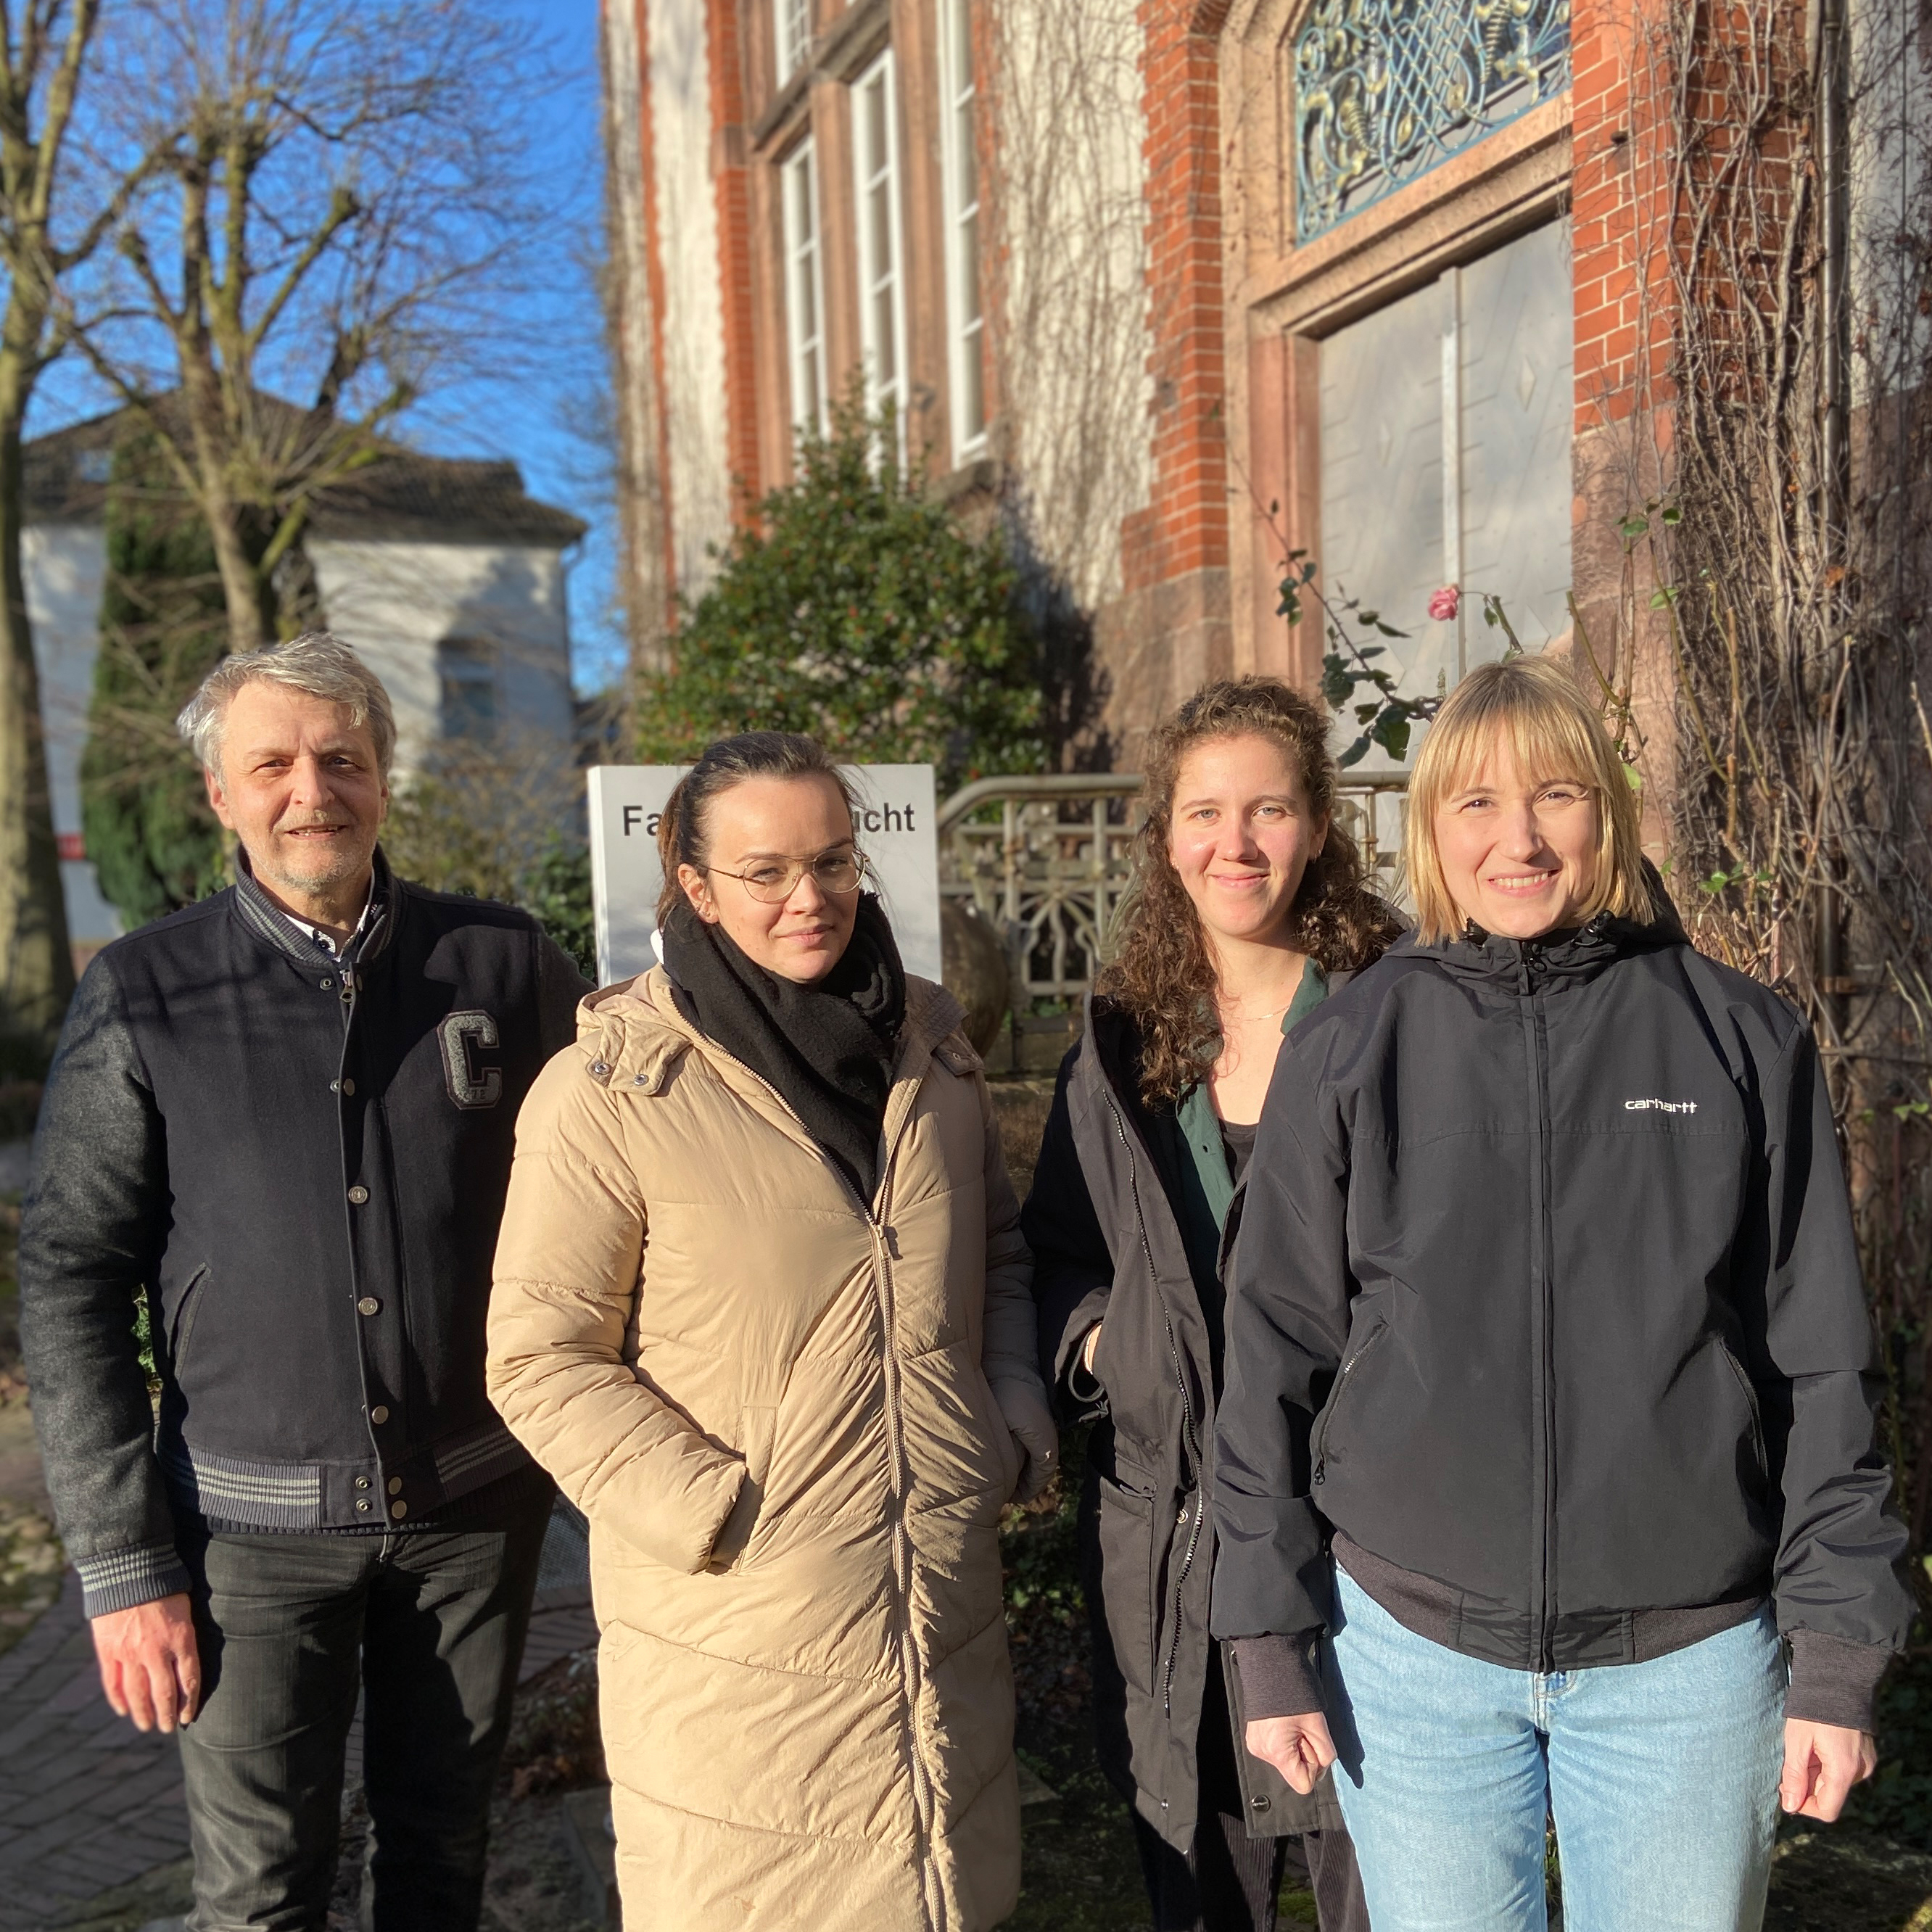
439, 1010, 503, 1109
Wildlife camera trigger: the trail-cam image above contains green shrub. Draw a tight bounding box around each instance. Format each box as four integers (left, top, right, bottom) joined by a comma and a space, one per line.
519, 838, 596, 982
1846, 1618, 1932, 1849
636, 401, 1047, 791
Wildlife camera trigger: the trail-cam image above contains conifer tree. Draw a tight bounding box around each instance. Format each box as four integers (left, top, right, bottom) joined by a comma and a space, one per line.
80, 430, 228, 927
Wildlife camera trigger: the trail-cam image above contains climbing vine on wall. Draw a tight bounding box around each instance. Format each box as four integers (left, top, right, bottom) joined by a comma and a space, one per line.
1631, 0, 1932, 1574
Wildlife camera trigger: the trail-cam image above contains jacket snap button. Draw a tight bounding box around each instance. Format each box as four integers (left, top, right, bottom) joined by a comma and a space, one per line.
358, 1296, 380, 1316
356, 1498, 370, 1512
387, 1477, 402, 1495
590, 1060, 609, 1076
347, 1185, 369, 1205
342, 1078, 355, 1097
369, 1405, 389, 1424
320, 978, 334, 990
1251, 1796, 1270, 1811
390, 1500, 408, 1520
355, 1477, 370, 1490
329, 1079, 339, 1093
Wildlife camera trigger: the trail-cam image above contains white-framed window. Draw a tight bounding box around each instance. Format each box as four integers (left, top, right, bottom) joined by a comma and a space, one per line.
775, 0, 810, 85
437, 637, 500, 745
937, 0, 986, 462
780, 138, 828, 437
851, 49, 907, 443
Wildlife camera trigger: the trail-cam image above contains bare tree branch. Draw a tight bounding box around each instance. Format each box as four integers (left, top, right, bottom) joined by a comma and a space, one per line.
73, 0, 558, 651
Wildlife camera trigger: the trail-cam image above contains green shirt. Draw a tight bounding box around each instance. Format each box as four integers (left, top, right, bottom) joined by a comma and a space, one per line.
1168, 962, 1329, 1294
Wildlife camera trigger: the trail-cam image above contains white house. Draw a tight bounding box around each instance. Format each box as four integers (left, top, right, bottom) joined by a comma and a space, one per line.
22, 408, 586, 946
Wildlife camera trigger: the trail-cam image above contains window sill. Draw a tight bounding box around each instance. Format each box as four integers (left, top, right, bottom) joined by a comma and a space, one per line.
932, 455, 999, 506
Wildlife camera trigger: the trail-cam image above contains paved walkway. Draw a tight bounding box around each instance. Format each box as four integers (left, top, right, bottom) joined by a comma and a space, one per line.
0, 1508, 596, 1930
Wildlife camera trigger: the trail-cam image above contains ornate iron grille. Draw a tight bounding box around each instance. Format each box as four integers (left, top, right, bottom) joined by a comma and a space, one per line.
1293, 0, 1571, 243
938, 773, 1409, 1007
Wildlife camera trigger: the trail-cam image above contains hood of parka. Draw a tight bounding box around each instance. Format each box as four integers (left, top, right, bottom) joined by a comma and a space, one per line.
569, 965, 970, 1111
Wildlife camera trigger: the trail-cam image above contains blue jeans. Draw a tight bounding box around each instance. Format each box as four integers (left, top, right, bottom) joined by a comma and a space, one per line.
1324, 1566, 1786, 1932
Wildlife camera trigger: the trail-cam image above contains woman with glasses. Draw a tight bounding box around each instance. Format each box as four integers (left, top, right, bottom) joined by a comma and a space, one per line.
487, 731, 1056, 1932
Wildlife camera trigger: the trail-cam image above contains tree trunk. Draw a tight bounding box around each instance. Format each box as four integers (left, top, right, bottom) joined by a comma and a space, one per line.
197, 471, 273, 654
0, 333, 75, 1051
178, 355, 274, 654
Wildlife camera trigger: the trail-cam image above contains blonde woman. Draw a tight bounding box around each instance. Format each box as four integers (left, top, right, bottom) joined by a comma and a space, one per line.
1212, 657, 1910, 1931
487, 731, 1055, 1931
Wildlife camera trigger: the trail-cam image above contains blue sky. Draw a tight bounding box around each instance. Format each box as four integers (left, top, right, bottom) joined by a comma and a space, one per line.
411, 0, 625, 693
30, 0, 626, 695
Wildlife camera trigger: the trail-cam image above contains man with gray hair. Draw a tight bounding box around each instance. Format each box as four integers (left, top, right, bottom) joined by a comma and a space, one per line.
20, 632, 588, 1929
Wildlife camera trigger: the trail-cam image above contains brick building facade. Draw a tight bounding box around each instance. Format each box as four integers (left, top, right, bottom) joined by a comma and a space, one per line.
600, 0, 1921, 790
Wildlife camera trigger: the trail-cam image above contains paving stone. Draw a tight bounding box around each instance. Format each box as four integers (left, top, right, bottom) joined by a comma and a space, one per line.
2, 1551, 603, 1923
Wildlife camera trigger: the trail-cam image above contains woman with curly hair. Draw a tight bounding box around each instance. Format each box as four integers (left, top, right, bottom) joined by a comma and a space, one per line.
1024, 677, 1400, 1932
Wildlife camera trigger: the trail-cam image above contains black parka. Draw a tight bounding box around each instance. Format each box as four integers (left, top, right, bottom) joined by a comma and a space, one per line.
1210, 907, 1910, 1727
1025, 999, 1342, 1853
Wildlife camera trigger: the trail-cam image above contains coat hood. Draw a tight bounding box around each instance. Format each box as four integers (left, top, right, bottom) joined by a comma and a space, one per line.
569, 965, 972, 1101
1386, 865, 1687, 996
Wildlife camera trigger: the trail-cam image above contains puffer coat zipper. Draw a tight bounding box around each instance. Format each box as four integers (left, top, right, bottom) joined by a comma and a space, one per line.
699, 1038, 946, 1931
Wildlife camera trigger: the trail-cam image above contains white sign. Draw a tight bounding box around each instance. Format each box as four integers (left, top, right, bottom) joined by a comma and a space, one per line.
587, 764, 941, 987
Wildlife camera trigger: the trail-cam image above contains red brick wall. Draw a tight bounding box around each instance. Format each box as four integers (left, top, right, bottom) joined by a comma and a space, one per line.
1127, 0, 1232, 598
1570, 0, 1677, 434
707, 0, 762, 518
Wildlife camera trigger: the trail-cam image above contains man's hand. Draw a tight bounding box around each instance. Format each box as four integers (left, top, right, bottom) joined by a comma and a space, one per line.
1780, 1720, 1876, 1822
1245, 1712, 1337, 1795
1082, 1324, 1102, 1374
91, 1593, 201, 1733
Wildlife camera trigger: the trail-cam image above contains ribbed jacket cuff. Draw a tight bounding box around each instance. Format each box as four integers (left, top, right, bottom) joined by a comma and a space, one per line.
75, 1542, 191, 1619
1230, 1632, 1326, 1720
1786, 1630, 1894, 1733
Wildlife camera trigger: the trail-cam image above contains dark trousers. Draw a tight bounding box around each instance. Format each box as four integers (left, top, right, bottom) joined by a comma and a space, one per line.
178, 1505, 548, 1932
1132, 1650, 1372, 1932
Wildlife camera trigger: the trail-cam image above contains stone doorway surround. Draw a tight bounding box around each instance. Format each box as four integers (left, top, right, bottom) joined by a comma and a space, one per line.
1213, 0, 1576, 693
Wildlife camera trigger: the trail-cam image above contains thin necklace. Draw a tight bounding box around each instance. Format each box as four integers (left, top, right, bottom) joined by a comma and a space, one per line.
1221, 994, 1295, 1023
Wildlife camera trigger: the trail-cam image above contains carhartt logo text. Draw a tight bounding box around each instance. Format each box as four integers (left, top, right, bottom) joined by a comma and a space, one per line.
1625, 1097, 1697, 1114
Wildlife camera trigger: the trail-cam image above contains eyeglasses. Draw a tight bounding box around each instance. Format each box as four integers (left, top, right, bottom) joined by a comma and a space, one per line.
707, 851, 865, 904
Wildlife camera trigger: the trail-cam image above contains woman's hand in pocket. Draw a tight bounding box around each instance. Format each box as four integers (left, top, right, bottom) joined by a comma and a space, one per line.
1246, 1712, 1337, 1795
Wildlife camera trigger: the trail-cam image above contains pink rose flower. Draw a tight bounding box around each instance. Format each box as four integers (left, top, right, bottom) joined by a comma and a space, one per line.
1429, 586, 1460, 621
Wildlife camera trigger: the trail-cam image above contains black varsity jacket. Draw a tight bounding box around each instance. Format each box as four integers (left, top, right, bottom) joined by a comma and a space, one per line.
18, 852, 586, 1616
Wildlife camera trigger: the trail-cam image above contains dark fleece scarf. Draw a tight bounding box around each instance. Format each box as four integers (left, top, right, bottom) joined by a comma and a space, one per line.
659, 892, 907, 1202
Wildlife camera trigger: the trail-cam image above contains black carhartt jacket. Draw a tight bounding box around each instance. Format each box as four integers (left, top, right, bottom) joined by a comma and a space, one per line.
19, 855, 585, 1617
1210, 907, 1911, 1731
1025, 998, 1344, 1854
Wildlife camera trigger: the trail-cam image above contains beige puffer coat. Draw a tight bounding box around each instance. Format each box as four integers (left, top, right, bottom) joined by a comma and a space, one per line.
487, 967, 1054, 1932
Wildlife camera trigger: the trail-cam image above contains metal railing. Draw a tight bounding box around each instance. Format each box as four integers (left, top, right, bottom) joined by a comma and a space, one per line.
938, 772, 1408, 1008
